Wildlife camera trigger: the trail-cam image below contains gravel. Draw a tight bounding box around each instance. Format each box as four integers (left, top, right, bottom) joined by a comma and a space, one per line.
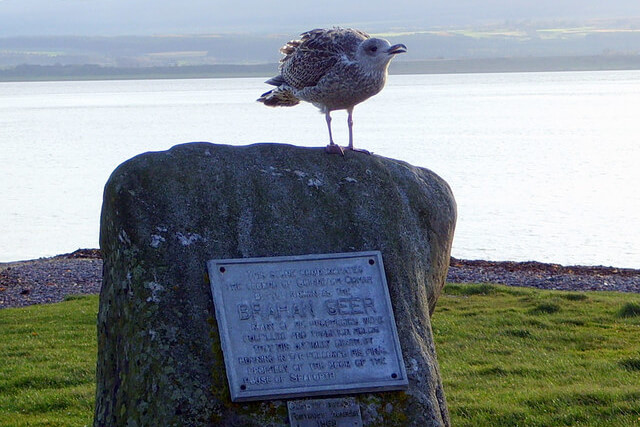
448, 258, 640, 294
0, 249, 102, 309
1, 249, 638, 309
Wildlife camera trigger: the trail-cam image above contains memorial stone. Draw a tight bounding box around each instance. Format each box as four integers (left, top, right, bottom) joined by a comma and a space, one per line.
95, 142, 456, 426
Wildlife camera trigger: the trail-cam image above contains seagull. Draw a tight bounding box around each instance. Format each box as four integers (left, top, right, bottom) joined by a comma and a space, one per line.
257, 28, 407, 154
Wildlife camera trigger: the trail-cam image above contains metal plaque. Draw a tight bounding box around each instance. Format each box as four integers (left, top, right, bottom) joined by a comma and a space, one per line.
207, 251, 408, 402
287, 397, 362, 427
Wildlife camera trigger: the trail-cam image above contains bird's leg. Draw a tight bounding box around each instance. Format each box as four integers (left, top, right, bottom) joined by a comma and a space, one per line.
347, 107, 354, 150
324, 110, 344, 155
326, 111, 334, 145
346, 108, 371, 154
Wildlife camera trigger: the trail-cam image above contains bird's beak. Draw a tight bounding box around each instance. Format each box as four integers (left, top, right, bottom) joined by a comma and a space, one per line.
387, 43, 407, 55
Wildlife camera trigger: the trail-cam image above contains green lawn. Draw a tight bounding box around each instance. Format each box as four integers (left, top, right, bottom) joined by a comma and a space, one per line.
434, 284, 640, 426
1, 285, 639, 426
0, 296, 96, 427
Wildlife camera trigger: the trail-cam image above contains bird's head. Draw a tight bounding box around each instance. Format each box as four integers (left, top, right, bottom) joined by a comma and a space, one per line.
357, 37, 407, 71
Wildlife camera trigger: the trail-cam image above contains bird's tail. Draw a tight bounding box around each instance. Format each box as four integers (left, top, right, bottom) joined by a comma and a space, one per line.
257, 85, 300, 107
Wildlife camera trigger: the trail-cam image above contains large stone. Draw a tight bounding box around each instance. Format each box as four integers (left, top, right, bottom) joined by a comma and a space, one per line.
95, 142, 456, 426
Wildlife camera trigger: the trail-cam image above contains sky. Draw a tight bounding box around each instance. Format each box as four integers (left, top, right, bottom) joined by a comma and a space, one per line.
1, 0, 640, 36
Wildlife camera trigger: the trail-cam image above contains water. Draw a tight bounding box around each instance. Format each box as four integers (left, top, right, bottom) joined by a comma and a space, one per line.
1, 71, 639, 267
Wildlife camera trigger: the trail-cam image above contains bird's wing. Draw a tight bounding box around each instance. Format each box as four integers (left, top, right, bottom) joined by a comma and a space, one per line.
279, 28, 369, 89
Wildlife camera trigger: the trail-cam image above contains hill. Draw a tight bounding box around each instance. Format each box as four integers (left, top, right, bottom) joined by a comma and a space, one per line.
1, 20, 640, 80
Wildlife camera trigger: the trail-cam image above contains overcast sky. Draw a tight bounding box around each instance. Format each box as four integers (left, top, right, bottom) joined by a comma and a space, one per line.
1, 0, 639, 36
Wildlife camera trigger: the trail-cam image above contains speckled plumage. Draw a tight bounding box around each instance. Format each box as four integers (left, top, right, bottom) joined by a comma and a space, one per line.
257, 27, 407, 153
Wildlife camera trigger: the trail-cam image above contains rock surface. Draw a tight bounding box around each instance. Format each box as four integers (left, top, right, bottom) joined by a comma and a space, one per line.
95, 142, 456, 426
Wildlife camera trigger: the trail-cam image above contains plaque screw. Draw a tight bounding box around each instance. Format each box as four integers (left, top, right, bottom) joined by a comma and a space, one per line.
391, 373, 398, 379
219, 266, 226, 273
240, 384, 246, 390
368, 259, 375, 265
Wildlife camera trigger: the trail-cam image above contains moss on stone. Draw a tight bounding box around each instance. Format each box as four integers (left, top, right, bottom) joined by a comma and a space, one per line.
95, 142, 456, 426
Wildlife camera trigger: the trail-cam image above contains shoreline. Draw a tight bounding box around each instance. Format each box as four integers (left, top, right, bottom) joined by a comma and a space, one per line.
2, 248, 638, 272
1, 249, 638, 309
2, 56, 640, 83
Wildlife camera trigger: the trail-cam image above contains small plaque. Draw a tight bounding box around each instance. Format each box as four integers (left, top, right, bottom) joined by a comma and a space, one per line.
207, 251, 408, 402
288, 397, 362, 427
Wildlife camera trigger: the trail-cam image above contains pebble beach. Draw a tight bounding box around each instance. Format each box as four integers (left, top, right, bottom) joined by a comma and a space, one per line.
1, 249, 638, 309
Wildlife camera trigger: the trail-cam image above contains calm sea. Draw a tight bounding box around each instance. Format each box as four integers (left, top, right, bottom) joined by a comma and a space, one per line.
1, 71, 639, 267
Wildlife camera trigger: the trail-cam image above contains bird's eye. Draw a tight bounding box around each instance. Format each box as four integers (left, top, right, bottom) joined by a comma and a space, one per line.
370, 46, 378, 52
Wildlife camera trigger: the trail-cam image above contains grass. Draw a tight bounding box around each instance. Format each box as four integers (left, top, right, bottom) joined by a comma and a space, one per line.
1, 285, 639, 426
618, 302, 640, 318
433, 283, 640, 426
0, 296, 97, 427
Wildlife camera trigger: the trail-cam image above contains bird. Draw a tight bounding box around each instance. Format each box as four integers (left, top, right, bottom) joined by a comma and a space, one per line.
257, 28, 407, 154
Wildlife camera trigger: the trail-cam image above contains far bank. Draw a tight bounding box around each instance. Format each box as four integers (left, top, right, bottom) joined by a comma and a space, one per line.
2, 55, 640, 82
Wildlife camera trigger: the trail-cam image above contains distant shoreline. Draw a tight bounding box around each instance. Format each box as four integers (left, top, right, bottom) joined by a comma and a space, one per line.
2, 55, 640, 82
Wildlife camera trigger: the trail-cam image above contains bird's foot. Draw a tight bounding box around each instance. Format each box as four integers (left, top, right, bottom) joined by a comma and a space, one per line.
346, 147, 372, 155
325, 143, 345, 156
